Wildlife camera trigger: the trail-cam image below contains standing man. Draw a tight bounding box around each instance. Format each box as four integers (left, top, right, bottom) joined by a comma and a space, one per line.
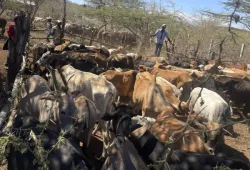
45, 16, 53, 42
152, 24, 172, 57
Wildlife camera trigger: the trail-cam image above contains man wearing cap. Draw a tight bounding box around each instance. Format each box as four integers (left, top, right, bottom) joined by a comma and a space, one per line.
48, 20, 63, 48
152, 24, 172, 57
45, 16, 52, 42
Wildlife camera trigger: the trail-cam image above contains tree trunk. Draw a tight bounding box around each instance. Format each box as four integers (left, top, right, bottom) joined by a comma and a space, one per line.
60, 0, 67, 42
7, 14, 30, 91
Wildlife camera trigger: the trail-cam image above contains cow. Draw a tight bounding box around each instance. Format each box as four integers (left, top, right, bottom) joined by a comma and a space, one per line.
103, 70, 187, 117
36, 51, 104, 75
32, 17, 45, 29
101, 106, 149, 170
103, 70, 137, 104
19, 75, 75, 133
152, 61, 217, 101
147, 109, 221, 155
37, 58, 118, 157
19, 75, 98, 146
218, 66, 250, 80
136, 72, 188, 113
101, 137, 149, 170
108, 46, 124, 56
214, 75, 250, 117
129, 125, 248, 170
106, 53, 135, 70
7, 115, 92, 170
187, 87, 233, 145
151, 61, 192, 88
64, 23, 84, 35
0, 18, 7, 36
134, 56, 167, 67
187, 87, 231, 124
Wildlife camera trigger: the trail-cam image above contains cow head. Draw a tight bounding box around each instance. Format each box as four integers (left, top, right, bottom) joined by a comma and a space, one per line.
37, 51, 70, 68
153, 60, 168, 70
103, 105, 133, 137
195, 120, 222, 155
214, 76, 241, 95
137, 65, 151, 72
36, 51, 51, 66
39, 91, 78, 136
178, 101, 189, 114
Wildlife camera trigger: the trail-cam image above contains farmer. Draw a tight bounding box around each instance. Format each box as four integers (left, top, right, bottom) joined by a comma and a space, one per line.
152, 24, 172, 57
45, 16, 53, 42
48, 20, 63, 48
5, 17, 17, 69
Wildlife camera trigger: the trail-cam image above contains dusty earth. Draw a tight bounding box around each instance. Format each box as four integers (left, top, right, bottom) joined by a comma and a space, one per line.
0, 32, 250, 169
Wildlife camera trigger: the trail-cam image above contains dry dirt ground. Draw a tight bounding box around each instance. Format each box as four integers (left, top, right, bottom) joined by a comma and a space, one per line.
0, 32, 250, 169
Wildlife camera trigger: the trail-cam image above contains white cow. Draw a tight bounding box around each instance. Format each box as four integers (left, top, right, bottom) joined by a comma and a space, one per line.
187, 87, 231, 124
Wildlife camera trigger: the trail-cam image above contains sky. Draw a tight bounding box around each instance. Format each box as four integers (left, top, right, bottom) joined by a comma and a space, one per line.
171, 0, 225, 13
70, 0, 245, 29
71, 0, 226, 13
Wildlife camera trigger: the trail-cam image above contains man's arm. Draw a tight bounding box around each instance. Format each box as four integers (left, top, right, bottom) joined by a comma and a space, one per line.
151, 29, 158, 37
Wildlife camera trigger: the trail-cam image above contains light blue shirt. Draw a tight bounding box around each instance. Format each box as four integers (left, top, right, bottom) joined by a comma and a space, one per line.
155, 29, 168, 44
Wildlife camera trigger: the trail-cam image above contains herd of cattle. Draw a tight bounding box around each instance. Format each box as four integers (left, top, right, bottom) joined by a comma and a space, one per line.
32, 17, 137, 47
5, 41, 250, 170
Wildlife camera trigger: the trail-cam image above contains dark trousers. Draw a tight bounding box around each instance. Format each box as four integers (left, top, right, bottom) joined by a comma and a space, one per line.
154, 43, 163, 57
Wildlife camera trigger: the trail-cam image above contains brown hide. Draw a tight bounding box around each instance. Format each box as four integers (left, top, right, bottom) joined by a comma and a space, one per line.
165, 65, 204, 78
137, 72, 184, 110
219, 68, 250, 80
103, 70, 137, 102
151, 62, 192, 88
133, 73, 173, 118
149, 111, 211, 154
66, 51, 106, 67
103, 70, 178, 118
107, 53, 135, 69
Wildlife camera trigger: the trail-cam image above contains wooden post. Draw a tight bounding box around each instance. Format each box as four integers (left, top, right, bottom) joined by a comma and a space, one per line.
208, 39, 213, 58
240, 43, 245, 58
